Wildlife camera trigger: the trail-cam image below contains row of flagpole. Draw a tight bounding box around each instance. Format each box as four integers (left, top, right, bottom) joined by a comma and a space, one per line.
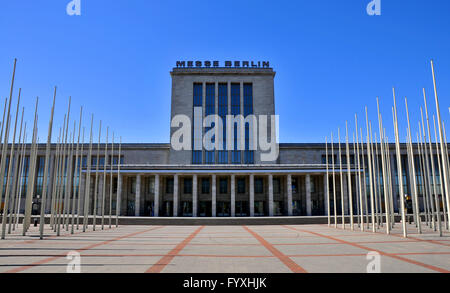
325, 60, 449, 238
0, 58, 123, 240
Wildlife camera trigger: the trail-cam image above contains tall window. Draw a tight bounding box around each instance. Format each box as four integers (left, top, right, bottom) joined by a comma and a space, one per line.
201, 178, 210, 194
184, 178, 193, 194
231, 84, 241, 164
219, 178, 228, 194
192, 83, 203, 164
255, 178, 264, 194
244, 83, 254, 164
35, 157, 46, 196
205, 84, 215, 164
166, 178, 174, 194
218, 83, 228, 164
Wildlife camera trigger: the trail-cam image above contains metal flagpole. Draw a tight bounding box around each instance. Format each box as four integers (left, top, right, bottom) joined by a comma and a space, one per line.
417, 126, 431, 227
326, 137, 330, 227
360, 128, 369, 229
430, 60, 450, 233
76, 127, 85, 230
83, 115, 94, 232
423, 89, 442, 235
54, 117, 66, 233
38, 88, 56, 239
433, 115, 447, 232
65, 123, 75, 231
55, 115, 67, 235
392, 89, 407, 237
365, 108, 376, 232
57, 98, 71, 236
331, 132, 337, 228
101, 127, 108, 230
23, 98, 39, 235
50, 128, 61, 229
116, 136, 122, 227
377, 99, 391, 233
345, 121, 354, 230
8, 107, 24, 234
93, 121, 102, 231
0, 59, 16, 224
109, 132, 114, 228
1, 90, 21, 239
353, 133, 361, 228
442, 123, 450, 231
373, 131, 382, 228
338, 128, 345, 229
14, 125, 26, 230
420, 108, 436, 230
355, 115, 364, 231
71, 107, 82, 234
405, 98, 422, 233
0, 98, 7, 147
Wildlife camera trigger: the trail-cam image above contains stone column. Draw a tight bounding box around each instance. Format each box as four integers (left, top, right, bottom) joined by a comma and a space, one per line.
268, 174, 274, 216
287, 174, 293, 216
173, 174, 179, 217
117, 174, 123, 216
249, 174, 255, 217
231, 175, 236, 217
154, 174, 159, 217
212, 175, 216, 217
323, 174, 328, 216
306, 174, 312, 216
135, 175, 141, 216
193, 174, 198, 217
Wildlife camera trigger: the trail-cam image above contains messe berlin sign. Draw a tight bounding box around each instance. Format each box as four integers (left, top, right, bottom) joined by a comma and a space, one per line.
175, 61, 270, 68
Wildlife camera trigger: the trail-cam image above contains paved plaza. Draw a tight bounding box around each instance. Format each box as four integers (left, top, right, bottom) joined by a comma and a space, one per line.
0, 223, 449, 273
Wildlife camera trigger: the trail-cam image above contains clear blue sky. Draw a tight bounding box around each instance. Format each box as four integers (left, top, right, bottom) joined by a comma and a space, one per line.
0, 0, 449, 144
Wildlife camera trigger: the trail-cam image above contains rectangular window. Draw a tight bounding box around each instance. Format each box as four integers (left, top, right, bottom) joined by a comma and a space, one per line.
237, 178, 246, 194
192, 151, 202, 165
231, 83, 241, 164
166, 178, 174, 194
218, 151, 228, 164
243, 83, 253, 116
193, 83, 203, 164
219, 178, 228, 194
231, 83, 240, 115
193, 83, 203, 107
201, 178, 210, 194
205, 83, 215, 116
183, 178, 192, 194
232, 150, 241, 164
255, 178, 264, 194
292, 177, 299, 194
129, 177, 136, 194
218, 83, 228, 163
205, 151, 215, 164
273, 178, 280, 194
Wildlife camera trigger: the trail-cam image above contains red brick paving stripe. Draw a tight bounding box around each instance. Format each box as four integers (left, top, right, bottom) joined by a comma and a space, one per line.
145, 226, 205, 273
3, 226, 165, 273
243, 226, 308, 273
283, 226, 450, 273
